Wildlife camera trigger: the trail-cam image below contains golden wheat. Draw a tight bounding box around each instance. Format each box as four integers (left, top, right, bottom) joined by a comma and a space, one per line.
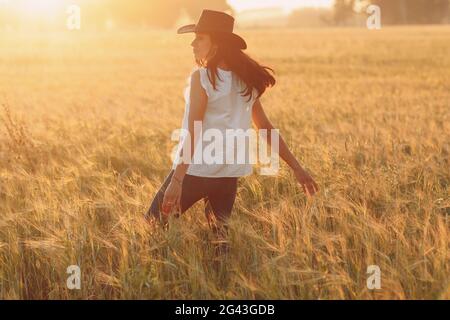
0, 26, 449, 299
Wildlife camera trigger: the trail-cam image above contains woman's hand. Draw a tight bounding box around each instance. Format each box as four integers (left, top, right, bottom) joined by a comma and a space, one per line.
294, 167, 319, 196
162, 178, 182, 217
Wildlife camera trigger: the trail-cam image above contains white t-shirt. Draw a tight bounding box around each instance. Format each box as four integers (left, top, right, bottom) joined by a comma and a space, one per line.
172, 66, 258, 177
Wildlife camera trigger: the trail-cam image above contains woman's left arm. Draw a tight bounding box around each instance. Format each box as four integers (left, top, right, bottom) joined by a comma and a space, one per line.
252, 98, 319, 196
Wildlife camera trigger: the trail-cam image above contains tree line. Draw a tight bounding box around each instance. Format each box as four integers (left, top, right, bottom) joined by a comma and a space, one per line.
334, 0, 450, 25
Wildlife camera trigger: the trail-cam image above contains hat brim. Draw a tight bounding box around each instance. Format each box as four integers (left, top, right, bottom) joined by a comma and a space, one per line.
177, 24, 247, 50
177, 24, 196, 34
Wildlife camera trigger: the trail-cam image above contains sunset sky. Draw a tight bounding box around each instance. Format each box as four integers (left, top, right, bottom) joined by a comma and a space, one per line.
228, 0, 334, 13
0, 0, 337, 26
0, 1, 336, 17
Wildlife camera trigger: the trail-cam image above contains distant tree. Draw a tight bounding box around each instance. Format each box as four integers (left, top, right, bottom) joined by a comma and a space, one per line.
334, 0, 356, 25
288, 8, 334, 27
363, 0, 450, 24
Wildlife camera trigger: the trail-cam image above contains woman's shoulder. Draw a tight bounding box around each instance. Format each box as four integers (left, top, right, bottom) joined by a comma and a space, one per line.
188, 67, 209, 86
186, 66, 237, 101
189, 66, 207, 76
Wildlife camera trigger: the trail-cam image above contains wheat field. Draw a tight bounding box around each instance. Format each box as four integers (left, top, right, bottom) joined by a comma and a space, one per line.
0, 26, 449, 300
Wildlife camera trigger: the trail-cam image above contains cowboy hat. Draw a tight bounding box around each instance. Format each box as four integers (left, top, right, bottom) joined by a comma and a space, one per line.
177, 9, 247, 50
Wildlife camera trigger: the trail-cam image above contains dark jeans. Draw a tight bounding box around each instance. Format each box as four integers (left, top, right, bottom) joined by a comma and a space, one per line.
145, 170, 238, 234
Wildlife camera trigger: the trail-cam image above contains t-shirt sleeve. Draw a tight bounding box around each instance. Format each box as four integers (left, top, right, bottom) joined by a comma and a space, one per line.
198, 67, 233, 102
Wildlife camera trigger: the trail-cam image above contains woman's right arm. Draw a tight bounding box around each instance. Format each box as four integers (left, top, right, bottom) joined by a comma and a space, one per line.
173, 70, 208, 179
162, 70, 208, 214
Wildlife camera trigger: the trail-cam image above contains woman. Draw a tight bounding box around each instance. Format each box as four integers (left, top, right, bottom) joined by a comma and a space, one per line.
145, 10, 318, 246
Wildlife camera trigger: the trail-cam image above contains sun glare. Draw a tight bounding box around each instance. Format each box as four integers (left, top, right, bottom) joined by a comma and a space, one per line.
16, 0, 65, 17
228, 0, 334, 13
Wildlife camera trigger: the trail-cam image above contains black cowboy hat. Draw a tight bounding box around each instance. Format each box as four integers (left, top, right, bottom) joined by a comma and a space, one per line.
177, 9, 247, 50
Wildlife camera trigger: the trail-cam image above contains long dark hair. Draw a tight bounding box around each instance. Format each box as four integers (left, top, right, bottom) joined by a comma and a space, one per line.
195, 32, 276, 102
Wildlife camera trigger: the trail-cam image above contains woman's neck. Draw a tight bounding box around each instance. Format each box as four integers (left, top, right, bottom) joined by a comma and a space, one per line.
201, 59, 230, 71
